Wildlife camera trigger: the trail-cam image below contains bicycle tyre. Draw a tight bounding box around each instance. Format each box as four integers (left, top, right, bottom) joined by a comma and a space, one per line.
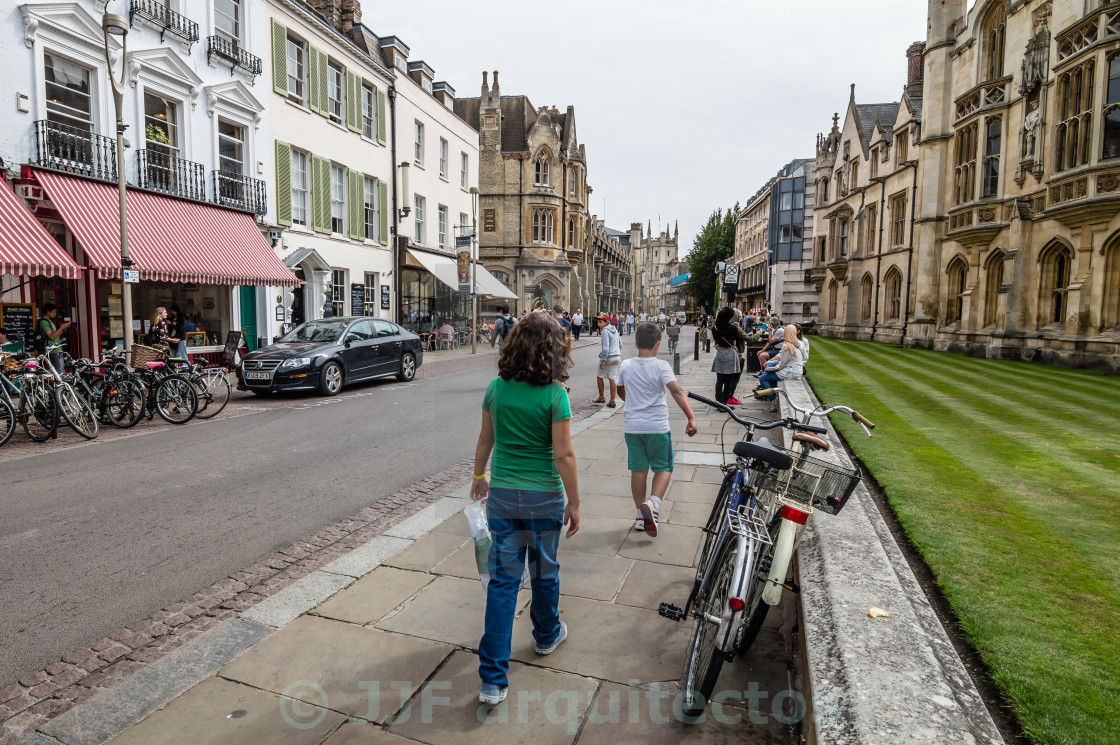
738, 513, 781, 653
154, 376, 198, 424
682, 536, 737, 719
686, 471, 737, 614
192, 370, 231, 420
104, 379, 146, 429
21, 382, 57, 442
54, 383, 99, 439
0, 398, 14, 448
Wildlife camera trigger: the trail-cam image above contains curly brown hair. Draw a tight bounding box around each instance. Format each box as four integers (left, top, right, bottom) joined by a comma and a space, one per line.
497, 312, 573, 385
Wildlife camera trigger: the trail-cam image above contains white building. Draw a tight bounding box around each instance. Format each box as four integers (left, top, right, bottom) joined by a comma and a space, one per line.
1, 0, 294, 359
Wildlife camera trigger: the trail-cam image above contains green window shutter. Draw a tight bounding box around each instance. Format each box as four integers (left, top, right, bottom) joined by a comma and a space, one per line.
378, 179, 389, 245
316, 48, 329, 117
312, 155, 330, 234
375, 87, 387, 145
345, 70, 362, 133
271, 20, 288, 96
275, 140, 292, 227
308, 47, 323, 115
348, 169, 363, 240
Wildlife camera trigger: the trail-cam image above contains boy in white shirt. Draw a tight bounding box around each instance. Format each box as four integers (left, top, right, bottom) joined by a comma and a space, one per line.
617, 322, 698, 536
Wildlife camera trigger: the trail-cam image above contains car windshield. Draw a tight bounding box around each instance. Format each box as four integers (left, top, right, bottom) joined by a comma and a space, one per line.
280, 320, 349, 343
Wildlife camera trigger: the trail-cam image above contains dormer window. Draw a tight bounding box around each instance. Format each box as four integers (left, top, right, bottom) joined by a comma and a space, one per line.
534, 154, 551, 187
422, 78, 432, 94
395, 55, 407, 72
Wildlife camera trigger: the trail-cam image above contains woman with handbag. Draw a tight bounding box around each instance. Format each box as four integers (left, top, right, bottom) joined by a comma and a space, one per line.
711, 306, 748, 405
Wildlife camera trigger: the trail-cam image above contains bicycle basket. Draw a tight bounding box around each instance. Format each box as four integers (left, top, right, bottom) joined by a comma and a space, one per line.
754, 447, 862, 515
129, 344, 167, 371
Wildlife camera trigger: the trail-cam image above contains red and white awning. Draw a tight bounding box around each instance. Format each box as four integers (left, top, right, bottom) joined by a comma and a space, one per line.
0, 180, 83, 279
33, 170, 299, 287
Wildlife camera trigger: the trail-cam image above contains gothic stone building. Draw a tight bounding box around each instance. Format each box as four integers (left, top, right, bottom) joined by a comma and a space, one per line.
630, 221, 679, 315
455, 73, 589, 312
911, 0, 1120, 370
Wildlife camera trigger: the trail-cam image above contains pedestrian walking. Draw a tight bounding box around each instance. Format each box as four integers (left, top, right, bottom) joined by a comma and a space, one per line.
626, 313, 635, 335
490, 306, 516, 350
617, 322, 697, 536
610, 313, 619, 333
571, 309, 583, 340
470, 312, 581, 706
711, 307, 744, 405
592, 314, 621, 407
552, 305, 571, 334
639, 311, 648, 324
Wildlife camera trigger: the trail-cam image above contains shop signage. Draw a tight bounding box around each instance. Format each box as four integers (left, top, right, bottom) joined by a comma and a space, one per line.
0, 303, 35, 347
380, 285, 390, 310
221, 330, 242, 369
351, 284, 366, 317
455, 235, 472, 248
123, 270, 139, 284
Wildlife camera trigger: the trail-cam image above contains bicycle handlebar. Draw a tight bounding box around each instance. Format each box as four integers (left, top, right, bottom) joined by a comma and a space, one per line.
755, 387, 874, 436
852, 411, 875, 429
687, 391, 827, 434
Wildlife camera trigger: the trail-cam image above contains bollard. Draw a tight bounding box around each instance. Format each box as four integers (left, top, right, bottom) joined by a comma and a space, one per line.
694, 329, 700, 361
673, 351, 680, 375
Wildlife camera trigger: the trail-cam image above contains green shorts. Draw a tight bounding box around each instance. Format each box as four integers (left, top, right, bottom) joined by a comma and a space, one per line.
625, 432, 675, 473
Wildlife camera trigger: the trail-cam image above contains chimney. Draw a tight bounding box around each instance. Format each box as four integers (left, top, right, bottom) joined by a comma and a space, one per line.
492, 70, 500, 99
307, 0, 342, 30
481, 71, 489, 101
339, 0, 361, 33
906, 41, 925, 98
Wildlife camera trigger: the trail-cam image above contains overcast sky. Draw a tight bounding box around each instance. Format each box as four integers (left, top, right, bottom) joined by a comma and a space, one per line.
366, 0, 930, 259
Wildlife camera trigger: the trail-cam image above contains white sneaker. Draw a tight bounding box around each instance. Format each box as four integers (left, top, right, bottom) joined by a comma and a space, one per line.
639, 500, 659, 537
479, 683, 507, 705
535, 621, 568, 655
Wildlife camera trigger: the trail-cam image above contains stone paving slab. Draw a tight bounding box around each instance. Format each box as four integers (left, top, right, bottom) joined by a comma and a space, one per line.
313, 566, 435, 626
555, 516, 633, 557
430, 513, 471, 537
383, 532, 470, 572
614, 561, 697, 613
617, 523, 703, 568
383, 498, 468, 540
239, 570, 355, 629
220, 616, 452, 723
322, 721, 420, 745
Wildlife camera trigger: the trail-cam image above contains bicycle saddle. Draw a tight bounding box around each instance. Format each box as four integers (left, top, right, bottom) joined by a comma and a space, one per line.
145, 361, 167, 370
733, 437, 793, 470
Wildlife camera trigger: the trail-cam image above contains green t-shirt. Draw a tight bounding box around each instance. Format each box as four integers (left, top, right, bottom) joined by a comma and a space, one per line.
483, 377, 572, 492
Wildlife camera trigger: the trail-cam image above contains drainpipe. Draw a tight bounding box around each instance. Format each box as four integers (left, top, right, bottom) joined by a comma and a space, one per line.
871, 174, 886, 341
902, 158, 919, 344
389, 86, 400, 322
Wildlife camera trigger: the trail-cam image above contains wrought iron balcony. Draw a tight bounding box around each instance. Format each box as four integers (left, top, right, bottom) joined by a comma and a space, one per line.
33, 120, 117, 181
206, 36, 262, 80
137, 149, 206, 201
129, 0, 199, 49
212, 170, 267, 215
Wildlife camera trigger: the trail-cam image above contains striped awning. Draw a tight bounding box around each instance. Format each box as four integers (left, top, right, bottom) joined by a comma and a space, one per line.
33, 170, 299, 287
0, 180, 83, 279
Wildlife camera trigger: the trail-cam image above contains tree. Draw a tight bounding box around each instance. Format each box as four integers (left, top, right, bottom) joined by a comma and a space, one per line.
686, 204, 739, 313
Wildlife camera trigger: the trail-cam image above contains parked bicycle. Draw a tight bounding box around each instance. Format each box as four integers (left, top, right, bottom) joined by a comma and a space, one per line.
168, 357, 231, 420
659, 389, 873, 718
69, 350, 146, 429
1, 354, 57, 442
35, 344, 99, 439
126, 345, 198, 424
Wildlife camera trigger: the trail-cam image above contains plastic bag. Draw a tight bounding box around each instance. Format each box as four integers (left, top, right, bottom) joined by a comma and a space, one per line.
463, 500, 530, 590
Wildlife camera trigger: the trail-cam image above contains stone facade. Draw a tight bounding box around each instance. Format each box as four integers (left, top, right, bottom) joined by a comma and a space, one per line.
588, 219, 633, 314
455, 74, 588, 312
630, 221, 679, 314
736, 183, 771, 314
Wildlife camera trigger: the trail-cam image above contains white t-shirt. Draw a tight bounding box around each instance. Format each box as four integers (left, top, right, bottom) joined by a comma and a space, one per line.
626, 314, 635, 324
639, 312, 648, 322
617, 357, 676, 434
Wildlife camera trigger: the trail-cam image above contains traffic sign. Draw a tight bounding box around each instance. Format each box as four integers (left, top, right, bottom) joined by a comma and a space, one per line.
122, 269, 139, 284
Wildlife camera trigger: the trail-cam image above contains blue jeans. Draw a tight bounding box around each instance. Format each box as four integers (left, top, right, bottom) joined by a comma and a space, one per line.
478, 487, 564, 687
759, 371, 780, 399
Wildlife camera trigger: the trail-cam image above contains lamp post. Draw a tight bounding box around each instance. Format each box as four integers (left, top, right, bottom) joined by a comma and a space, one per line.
469, 186, 479, 354
102, 13, 132, 354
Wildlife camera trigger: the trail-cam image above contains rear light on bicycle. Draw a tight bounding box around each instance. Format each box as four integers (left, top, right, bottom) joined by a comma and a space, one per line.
728, 597, 745, 612
780, 505, 809, 525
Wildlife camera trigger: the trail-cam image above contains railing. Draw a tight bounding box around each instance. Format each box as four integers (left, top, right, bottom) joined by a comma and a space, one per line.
206, 36, 262, 79
137, 149, 206, 201
33, 120, 116, 181
212, 170, 267, 214
129, 0, 198, 48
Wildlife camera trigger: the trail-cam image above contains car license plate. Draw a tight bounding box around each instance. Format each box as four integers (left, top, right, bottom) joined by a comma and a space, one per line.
245, 371, 271, 380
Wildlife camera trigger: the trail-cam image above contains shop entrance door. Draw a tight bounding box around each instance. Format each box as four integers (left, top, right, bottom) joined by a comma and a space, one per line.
240, 287, 258, 351
34, 276, 78, 358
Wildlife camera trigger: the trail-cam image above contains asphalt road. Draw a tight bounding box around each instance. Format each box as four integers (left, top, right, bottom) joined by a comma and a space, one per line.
0, 327, 698, 685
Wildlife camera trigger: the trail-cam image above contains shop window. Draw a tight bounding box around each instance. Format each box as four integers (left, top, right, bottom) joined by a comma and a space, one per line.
331, 164, 346, 235
291, 149, 309, 227
332, 269, 347, 317
363, 176, 379, 241
44, 53, 93, 133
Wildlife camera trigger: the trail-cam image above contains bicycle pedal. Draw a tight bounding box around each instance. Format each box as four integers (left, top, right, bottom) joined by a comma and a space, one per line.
658, 602, 685, 622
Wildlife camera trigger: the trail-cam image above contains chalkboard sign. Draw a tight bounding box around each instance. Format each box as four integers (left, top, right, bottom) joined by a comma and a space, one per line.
1, 303, 36, 347
221, 330, 243, 369
381, 285, 390, 310
351, 284, 366, 317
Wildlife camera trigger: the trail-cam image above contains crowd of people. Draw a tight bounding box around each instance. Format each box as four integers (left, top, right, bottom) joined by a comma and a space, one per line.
709, 308, 809, 412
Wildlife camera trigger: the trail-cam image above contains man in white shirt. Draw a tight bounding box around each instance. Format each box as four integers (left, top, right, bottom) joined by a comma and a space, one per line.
571, 309, 584, 340
639, 311, 648, 323
625, 313, 635, 335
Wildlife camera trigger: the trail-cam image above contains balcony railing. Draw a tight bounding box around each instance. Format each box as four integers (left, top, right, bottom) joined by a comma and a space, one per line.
129, 0, 199, 49
137, 149, 206, 201
212, 170, 267, 214
33, 120, 116, 181
206, 36, 262, 79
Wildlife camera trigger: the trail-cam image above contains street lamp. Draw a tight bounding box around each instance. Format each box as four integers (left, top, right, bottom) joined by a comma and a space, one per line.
102, 13, 133, 354
469, 186, 479, 355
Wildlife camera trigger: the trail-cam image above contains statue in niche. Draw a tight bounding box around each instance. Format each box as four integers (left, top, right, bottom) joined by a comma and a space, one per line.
1022, 98, 1041, 160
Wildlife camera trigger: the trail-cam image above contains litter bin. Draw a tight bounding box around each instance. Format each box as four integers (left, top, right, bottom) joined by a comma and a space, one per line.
746, 344, 765, 373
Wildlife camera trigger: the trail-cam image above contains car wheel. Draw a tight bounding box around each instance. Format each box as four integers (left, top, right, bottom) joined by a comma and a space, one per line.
319, 361, 343, 396
397, 352, 416, 382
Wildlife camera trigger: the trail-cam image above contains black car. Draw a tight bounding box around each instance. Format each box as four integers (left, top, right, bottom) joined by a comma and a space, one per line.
237, 317, 423, 396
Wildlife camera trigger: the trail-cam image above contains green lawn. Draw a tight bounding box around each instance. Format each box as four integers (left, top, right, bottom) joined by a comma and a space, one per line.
805, 337, 1120, 745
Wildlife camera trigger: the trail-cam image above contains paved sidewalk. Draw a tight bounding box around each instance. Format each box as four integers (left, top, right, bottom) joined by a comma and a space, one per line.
19, 357, 803, 745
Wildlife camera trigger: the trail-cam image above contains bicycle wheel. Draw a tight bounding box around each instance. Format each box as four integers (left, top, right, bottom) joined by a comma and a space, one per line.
0, 398, 14, 447
54, 383, 99, 439
154, 376, 198, 424
681, 536, 737, 718
686, 472, 737, 614
104, 379, 146, 429
21, 382, 57, 442
738, 515, 780, 653
192, 370, 231, 420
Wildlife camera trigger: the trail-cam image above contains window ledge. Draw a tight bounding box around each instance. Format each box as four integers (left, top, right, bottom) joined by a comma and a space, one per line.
439, 175, 449, 182
284, 98, 310, 114
289, 224, 313, 234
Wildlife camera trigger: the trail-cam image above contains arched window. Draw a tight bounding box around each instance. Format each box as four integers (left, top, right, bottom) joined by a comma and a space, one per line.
490, 269, 510, 287
827, 278, 838, 321
955, 122, 978, 204
982, 117, 1002, 197
534, 153, 551, 186
885, 268, 903, 321
1102, 55, 1120, 160
981, 2, 1007, 82
946, 257, 968, 325
860, 274, 873, 321
821, 177, 830, 203
983, 250, 1005, 327
1056, 61, 1095, 172
1039, 243, 1073, 326
1103, 239, 1120, 329
568, 218, 578, 248
532, 209, 554, 244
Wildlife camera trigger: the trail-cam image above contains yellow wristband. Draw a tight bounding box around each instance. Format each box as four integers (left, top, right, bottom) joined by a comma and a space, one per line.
472, 472, 488, 480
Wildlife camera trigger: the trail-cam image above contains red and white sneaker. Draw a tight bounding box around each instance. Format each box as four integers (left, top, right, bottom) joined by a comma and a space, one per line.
639, 500, 659, 536
727, 397, 743, 405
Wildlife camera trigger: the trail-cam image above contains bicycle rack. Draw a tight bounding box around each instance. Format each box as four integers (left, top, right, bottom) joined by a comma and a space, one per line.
727, 507, 772, 544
